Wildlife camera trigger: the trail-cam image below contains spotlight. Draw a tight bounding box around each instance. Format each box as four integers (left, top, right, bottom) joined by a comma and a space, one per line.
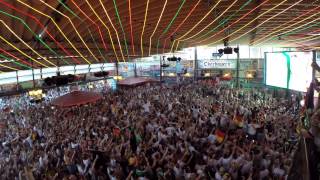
234, 47, 239, 53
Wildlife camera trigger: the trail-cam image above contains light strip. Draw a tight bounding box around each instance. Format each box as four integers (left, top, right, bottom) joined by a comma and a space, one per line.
84, 0, 121, 62
0, 20, 56, 67
174, 41, 180, 53
0, 47, 35, 68
17, 0, 92, 65
128, 0, 135, 56
156, 0, 186, 54
195, 0, 271, 44
112, 0, 129, 57
182, 0, 239, 42
285, 35, 320, 44
253, 6, 320, 45
0, 35, 48, 67
140, 0, 150, 57
71, 0, 109, 60
99, 0, 125, 61
261, 22, 320, 46
230, 0, 302, 43
191, 0, 253, 42
0, 9, 70, 65
0, 60, 19, 71
254, 12, 320, 45
148, 0, 168, 56
0, 54, 31, 69
58, 0, 107, 62
163, 0, 201, 53
205, 0, 288, 46
172, 0, 223, 46
0, 0, 81, 65
40, 0, 99, 63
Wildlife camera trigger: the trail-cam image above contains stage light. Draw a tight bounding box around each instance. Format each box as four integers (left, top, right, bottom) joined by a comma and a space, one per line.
113, 76, 123, 80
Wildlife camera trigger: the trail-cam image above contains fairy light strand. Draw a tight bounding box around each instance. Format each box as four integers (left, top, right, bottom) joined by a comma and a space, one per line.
140, 0, 150, 57
148, 0, 168, 56
84, 0, 121, 62
58, 0, 107, 62
17, 0, 92, 64
204, 0, 288, 46
162, 0, 201, 54
112, 0, 129, 57
170, 0, 223, 53
39, 0, 99, 63
0, 20, 56, 67
156, 0, 186, 54
98, 0, 126, 61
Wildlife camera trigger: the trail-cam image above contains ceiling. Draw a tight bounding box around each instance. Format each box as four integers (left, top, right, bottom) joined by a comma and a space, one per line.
0, 0, 319, 72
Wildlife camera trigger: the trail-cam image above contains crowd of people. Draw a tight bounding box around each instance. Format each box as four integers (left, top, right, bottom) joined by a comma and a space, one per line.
0, 80, 309, 180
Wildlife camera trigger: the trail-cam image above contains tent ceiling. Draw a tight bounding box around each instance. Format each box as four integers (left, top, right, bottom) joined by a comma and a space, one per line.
0, 0, 319, 72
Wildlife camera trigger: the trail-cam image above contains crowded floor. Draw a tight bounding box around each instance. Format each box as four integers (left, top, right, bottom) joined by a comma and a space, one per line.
1, 79, 315, 180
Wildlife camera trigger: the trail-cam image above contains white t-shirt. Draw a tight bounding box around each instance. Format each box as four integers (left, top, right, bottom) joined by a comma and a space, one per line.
248, 124, 257, 135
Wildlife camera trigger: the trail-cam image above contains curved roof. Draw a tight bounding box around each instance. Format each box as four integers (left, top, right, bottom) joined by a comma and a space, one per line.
0, 0, 319, 72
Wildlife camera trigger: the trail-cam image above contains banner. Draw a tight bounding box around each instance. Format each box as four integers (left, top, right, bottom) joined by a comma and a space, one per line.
198, 60, 236, 69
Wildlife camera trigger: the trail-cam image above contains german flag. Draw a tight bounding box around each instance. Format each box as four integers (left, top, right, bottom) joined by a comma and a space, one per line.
215, 129, 226, 143
233, 113, 244, 128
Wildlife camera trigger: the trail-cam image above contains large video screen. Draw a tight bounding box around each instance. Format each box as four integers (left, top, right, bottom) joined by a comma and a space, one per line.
266, 51, 313, 92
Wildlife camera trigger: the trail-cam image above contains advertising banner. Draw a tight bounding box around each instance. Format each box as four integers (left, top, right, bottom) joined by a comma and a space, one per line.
198, 60, 236, 69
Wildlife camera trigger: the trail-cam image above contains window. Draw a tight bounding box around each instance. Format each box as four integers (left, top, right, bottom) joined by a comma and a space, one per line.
0, 71, 17, 85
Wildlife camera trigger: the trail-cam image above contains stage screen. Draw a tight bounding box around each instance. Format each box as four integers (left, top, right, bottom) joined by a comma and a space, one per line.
265, 51, 313, 92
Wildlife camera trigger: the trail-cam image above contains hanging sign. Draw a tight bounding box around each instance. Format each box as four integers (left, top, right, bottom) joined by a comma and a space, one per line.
198, 60, 236, 69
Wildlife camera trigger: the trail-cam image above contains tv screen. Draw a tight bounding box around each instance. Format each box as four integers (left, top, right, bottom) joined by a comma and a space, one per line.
265, 51, 313, 92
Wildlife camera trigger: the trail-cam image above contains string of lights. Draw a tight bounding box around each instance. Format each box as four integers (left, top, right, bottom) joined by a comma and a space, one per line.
204, 0, 288, 46
170, 0, 223, 53
194, 0, 271, 45
84, 0, 121, 62
0, 20, 56, 67
0, 59, 19, 71
0, 54, 31, 70
58, 0, 107, 62
148, 0, 168, 56
191, 0, 253, 43
128, 0, 135, 56
40, 0, 100, 63
156, 0, 186, 54
0, 47, 35, 68
254, 13, 320, 46
0, 35, 48, 67
161, 0, 201, 54
0, 10, 70, 65
0, 0, 82, 65
140, 0, 150, 57
182, 0, 239, 42
229, 0, 302, 44
99, 0, 126, 61
112, 0, 129, 57
17, 0, 92, 65
71, 0, 109, 61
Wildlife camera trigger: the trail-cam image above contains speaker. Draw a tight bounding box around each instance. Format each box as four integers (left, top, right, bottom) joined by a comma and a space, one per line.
234, 47, 239, 53
223, 47, 233, 54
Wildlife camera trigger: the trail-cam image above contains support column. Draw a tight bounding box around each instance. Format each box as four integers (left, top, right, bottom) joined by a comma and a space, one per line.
312, 50, 316, 82
160, 56, 164, 83
194, 47, 198, 82
116, 61, 119, 82
236, 45, 240, 88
